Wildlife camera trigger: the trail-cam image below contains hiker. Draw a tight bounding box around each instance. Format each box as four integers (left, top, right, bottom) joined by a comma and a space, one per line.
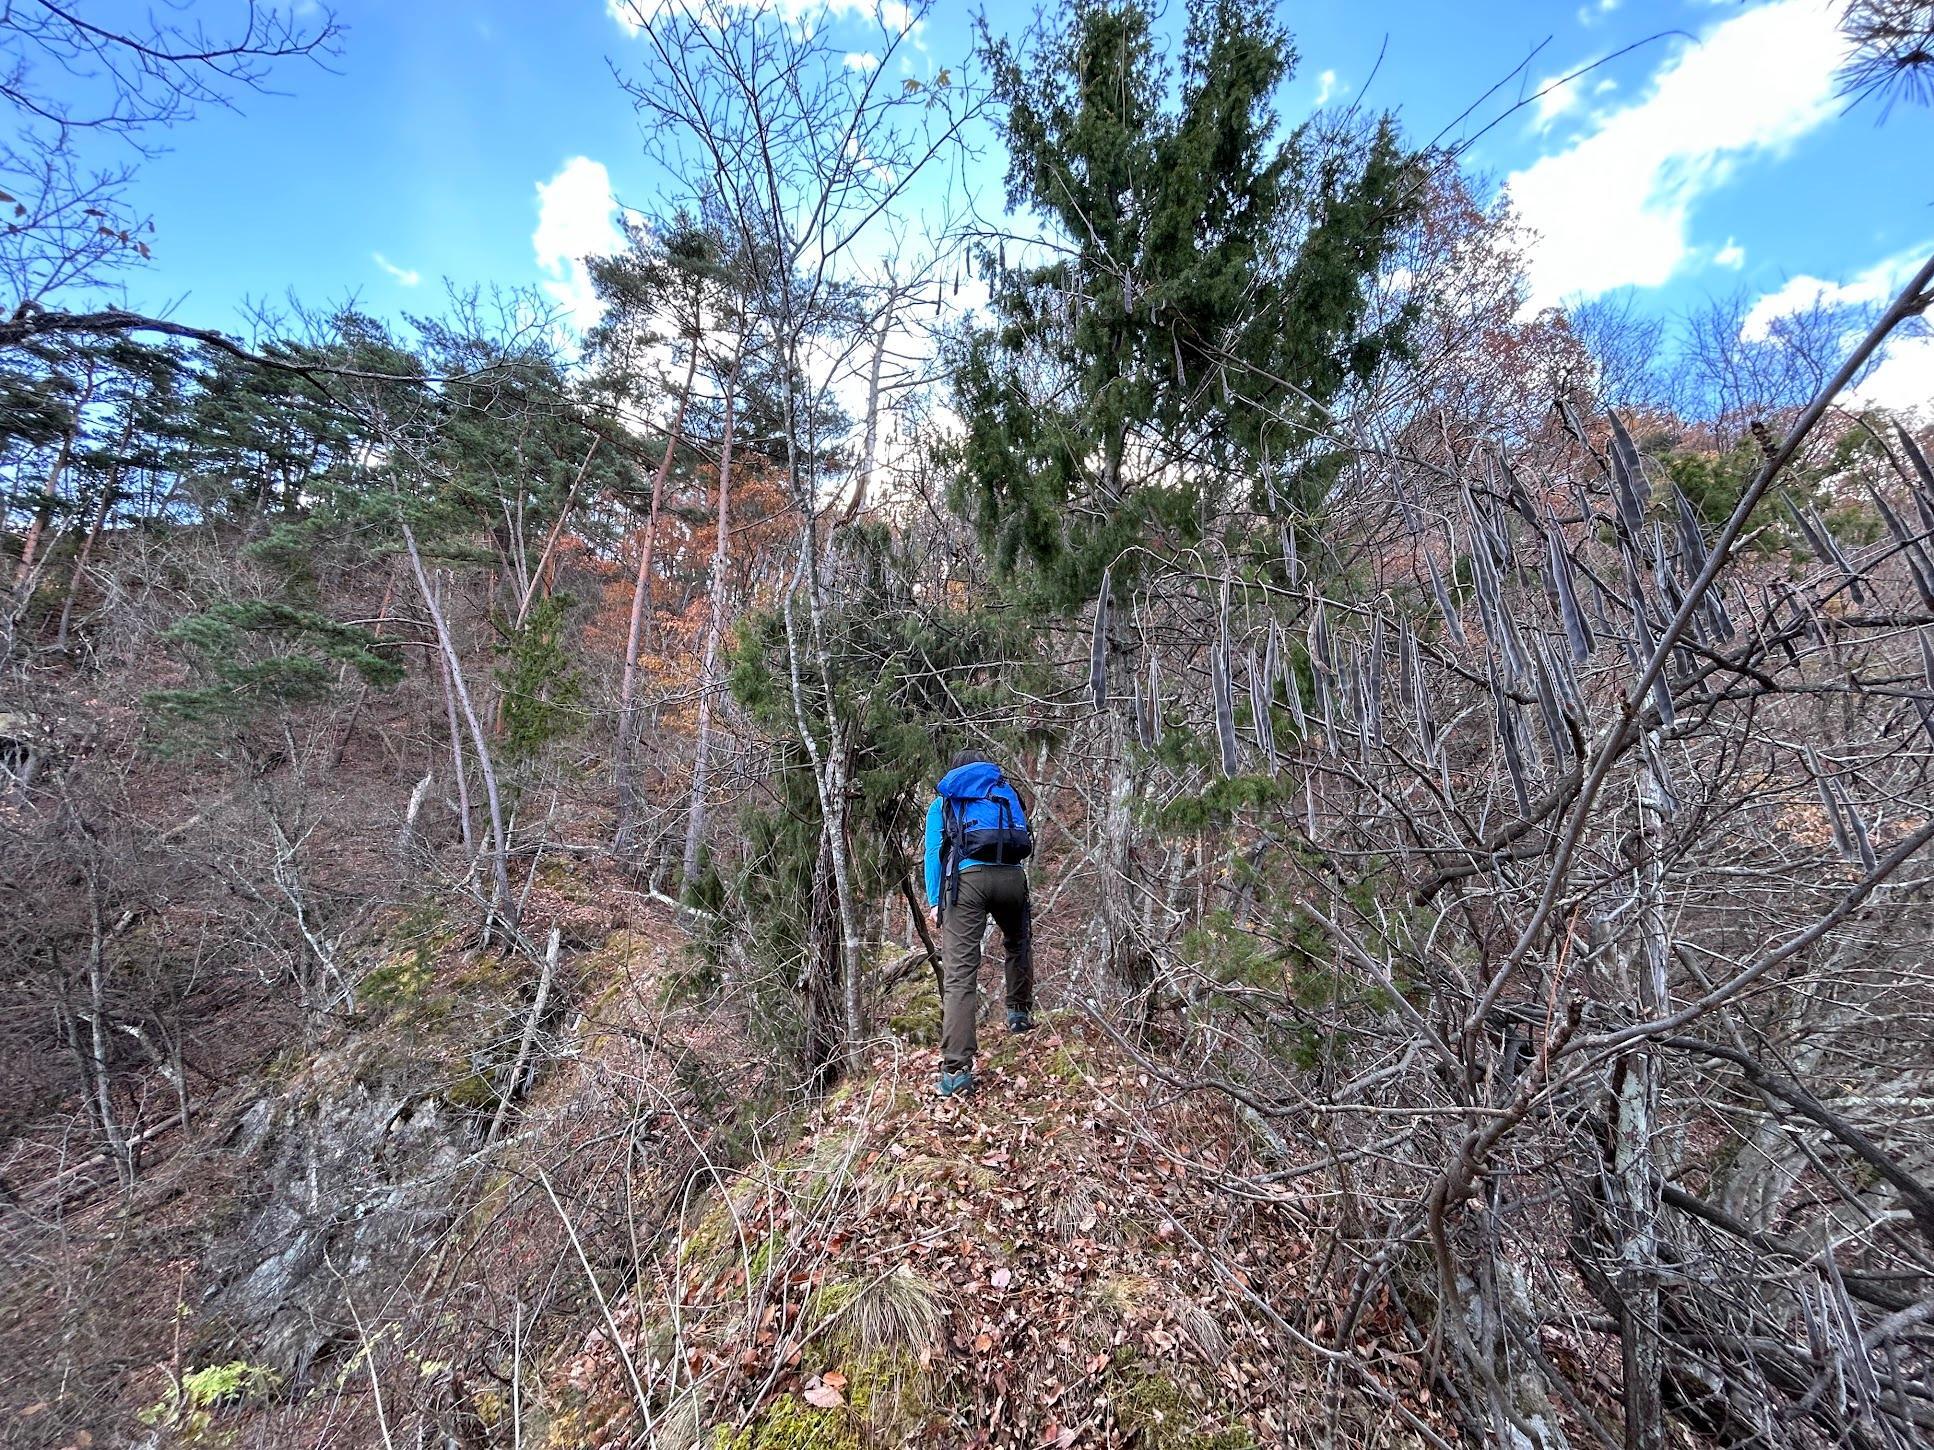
924, 749, 1035, 1097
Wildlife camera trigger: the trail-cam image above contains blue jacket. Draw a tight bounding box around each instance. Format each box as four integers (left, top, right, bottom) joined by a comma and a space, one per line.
923, 764, 1026, 906
923, 797, 991, 906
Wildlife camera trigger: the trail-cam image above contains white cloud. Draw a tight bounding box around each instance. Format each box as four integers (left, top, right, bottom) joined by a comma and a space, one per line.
843, 133, 895, 183
1858, 334, 1934, 417
1714, 238, 1745, 269
844, 50, 879, 71
1315, 69, 1343, 108
1531, 71, 1586, 127
1740, 245, 1927, 341
372, 251, 421, 287
1507, 0, 1845, 311
1578, 0, 1619, 25
1734, 243, 1934, 415
607, 0, 923, 46
533, 156, 624, 334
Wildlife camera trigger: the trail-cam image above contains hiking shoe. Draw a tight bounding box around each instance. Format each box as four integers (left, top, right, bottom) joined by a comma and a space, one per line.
1007, 1009, 1035, 1034
937, 1069, 975, 1098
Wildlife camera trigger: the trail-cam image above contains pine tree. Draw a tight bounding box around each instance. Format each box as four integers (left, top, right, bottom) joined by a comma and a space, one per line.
951, 0, 1420, 605
949, 0, 1421, 989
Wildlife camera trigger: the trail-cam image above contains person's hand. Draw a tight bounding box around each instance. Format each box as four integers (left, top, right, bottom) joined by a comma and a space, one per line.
927, 907, 942, 934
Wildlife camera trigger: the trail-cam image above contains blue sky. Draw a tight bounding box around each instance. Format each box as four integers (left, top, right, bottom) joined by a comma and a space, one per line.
96, 0, 1934, 404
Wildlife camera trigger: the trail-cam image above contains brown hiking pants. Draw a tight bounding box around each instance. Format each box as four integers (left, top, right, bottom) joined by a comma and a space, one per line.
939, 865, 1033, 1075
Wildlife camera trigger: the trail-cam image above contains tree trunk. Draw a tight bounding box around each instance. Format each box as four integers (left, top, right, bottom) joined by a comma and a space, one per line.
514, 436, 599, 630
830, 304, 891, 539
1095, 564, 1148, 998
680, 341, 746, 897
3, 423, 79, 657
82, 861, 134, 1190
54, 470, 116, 653
403, 528, 514, 930
615, 344, 702, 855
780, 523, 868, 1064
13, 426, 74, 583
432, 593, 477, 861
1610, 749, 1671, 1450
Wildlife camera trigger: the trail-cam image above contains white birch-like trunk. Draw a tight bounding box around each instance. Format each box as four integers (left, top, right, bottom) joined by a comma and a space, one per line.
1610, 750, 1670, 1450
403, 526, 514, 928
615, 345, 702, 855
680, 339, 746, 896
432, 614, 477, 860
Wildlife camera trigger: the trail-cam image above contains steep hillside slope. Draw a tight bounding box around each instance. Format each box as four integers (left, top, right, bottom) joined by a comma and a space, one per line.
5, 857, 1440, 1448
544, 1011, 1444, 1449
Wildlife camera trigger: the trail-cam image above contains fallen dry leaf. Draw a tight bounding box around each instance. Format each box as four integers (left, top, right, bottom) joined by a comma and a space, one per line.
802, 1381, 845, 1409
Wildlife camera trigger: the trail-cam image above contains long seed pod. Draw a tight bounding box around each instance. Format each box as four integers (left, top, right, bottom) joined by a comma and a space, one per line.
1309, 600, 1333, 675
1493, 659, 1532, 816
1584, 561, 1614, 637
1558, 395, 1596, 456
1895, 425, 1934, 533
1546, 527, 1595, 663
1783, 491, 1868, 601
1465, 517, 1521, 680
1917, 628, 1934, 748
1571, 474, 1595, 534
1391, 474, 1421, 534
1607, 410, 1648, 544
1499, 606, 1533, 685
1866, 483, 1934, 608
1344, 649, 1370, 761
1211, 636, 1240, 777
1147, 650, 1163, 743
1249, 650, 1276, 767
1804, 502, 1868, 602
1089, 566, 1112, 712
1262, 623, 1281, 717
1367, 613, 1386, 747
1483, 458, 1518, 570
1279, 627, 1308, 738
1537, 630, 1586, 726
1807, 748, 1852, 860
1309, 605, 1336, 748
1405, 622, 1439, 755
1650, 518, 1675, 602
1704, 582, 1737, 643
1781, 487, 1835, 562
1762, 585, 1802, 667
1787, 583, 1827, 649
1623, 557, 1677, 729
1499, 453, 1540, 529
1530, 639, 1570, 765
1424, 549, 1466, 646
1842, 785, 1878, 874
1640, 732, 1679, 820
1672, 483, 1711, 581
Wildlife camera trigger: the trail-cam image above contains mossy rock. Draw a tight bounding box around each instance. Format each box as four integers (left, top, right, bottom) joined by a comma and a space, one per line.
1109, 1360, 1253, 1450
359, 948, 437, 1011
443, 1069, 502, 1114
712, 1351, 924, 1450
1046, 1043, 1087, 1084
882, 975, 942, 1046
746, 1226, 789, 1281
711, 1394, 854, 1450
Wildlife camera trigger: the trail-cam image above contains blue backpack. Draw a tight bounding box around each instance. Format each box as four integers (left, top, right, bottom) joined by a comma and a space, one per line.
937, 761, 1033, 905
